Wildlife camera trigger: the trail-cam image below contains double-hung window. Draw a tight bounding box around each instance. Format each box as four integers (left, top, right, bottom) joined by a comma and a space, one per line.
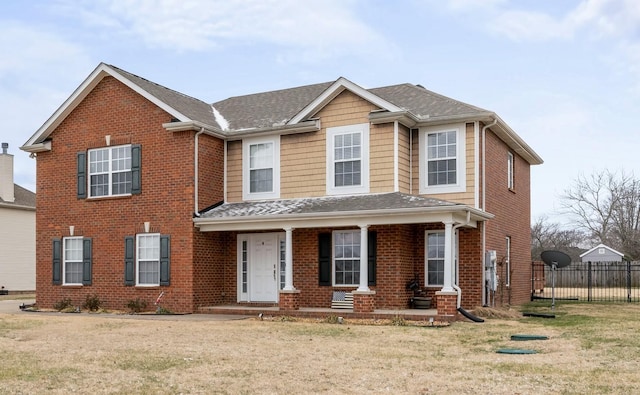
425, 232, 445, 286
507, 152, 515, 190
78, 144, 141, 198
326, 123, 369, 195
419, 124, 466, 194
333, 230, 361, 286
52, 237, 92, 286
243, 137, 280, 200
63, 237, 84, 285
124, 233, 171, 287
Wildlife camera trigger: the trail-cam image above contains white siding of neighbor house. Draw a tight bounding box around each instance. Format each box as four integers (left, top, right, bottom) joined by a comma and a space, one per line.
0, 207, 36, 291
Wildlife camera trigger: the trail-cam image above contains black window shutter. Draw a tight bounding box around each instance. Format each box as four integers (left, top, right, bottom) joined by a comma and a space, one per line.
52, 238, 62, 285
131, 144, 141, 195
159, 235, 170, 286
77, 152, 87, 199
124, 236, 135, 286
82, 238, 92, 285
368, 231, 377, 286
318, 233, 331, 286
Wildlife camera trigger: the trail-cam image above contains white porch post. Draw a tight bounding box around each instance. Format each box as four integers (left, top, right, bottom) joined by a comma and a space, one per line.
283, 227, 295, 291
357, 224, 369, 292
441, 221, 455, 292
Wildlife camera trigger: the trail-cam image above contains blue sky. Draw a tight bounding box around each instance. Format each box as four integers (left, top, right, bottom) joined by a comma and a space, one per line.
2, 0, 639, 223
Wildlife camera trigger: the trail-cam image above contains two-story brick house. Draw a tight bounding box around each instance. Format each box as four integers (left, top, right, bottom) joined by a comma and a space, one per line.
21, 63, 541, 318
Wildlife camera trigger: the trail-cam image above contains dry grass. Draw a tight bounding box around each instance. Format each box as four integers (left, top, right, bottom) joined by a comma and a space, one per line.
1, 301, 640, 394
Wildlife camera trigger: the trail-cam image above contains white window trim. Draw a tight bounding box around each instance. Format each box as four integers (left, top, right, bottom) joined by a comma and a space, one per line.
507, 152, 514, 190
326, 123, 370, 195
505, 236, 511, 287
425, 231, 445, 287
242, 136, 280, 200
88, 144, 132, 198
332, 229, 361, 287
136, 233, 160, 287
63, 236, 83, 286
419, 123, 466, 194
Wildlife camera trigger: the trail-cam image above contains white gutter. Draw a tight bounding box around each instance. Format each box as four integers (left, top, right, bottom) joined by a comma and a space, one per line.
481, 119, 497, 306
193, 127, 205, 217
452, 210, 471, 308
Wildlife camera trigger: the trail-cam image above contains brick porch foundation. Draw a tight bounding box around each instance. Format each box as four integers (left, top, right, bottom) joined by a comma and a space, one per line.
435, 291, 458, 317
279, 290, 301, 311
352, 290, 376, 313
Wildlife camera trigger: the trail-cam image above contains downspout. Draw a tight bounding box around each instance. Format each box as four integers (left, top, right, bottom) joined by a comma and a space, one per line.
452, 210, 471, 308
481, 119, 497, 306
409, 128, 414, 194
193, 127, 205, 217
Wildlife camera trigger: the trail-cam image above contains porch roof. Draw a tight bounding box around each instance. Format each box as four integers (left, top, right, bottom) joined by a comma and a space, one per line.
194, 192, 493, 231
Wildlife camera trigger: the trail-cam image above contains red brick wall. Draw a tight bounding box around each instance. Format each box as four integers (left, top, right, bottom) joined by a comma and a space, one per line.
216, 224, 482, 310
34, 76, 222, 313
482, 128, 532, 306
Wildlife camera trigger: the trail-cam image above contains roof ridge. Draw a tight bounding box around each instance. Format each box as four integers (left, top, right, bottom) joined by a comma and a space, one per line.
107, 64, 212, 107
214, 81, 334, 104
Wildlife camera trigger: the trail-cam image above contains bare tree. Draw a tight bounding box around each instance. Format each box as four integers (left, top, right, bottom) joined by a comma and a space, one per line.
531, 216, 584, 261
561, 170, 640, 259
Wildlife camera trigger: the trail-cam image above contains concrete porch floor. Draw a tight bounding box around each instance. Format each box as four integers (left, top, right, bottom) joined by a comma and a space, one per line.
198, 305, 447, 322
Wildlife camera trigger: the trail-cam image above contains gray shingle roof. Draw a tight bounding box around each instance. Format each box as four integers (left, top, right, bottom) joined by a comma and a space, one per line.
212, 82, 333, 130
0, 184, 35, 209
200, 192, 459, 218
109, 64, 218, 127
370, 83, 488, 119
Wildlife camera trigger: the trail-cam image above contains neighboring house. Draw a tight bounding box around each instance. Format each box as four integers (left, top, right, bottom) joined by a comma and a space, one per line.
0, 143, 36, 292
20, 63, 542, 318
580, 244, 624, 263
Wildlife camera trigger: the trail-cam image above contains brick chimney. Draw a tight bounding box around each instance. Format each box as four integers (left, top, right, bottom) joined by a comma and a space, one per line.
0, 142, 15, 202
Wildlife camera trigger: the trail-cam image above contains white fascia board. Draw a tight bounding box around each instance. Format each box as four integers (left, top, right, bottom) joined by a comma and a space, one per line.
288, 77, 404, 125
21, 63, 191, 150
194, 205, 492, 232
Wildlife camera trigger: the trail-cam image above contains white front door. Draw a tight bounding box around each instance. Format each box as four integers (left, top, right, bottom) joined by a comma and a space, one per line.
249, 234, 279, 302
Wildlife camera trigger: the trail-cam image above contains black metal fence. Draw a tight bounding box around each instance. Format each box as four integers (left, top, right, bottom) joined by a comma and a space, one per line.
531, 260, 640, 302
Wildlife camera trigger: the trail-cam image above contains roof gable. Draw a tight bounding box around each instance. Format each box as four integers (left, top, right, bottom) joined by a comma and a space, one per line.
579, 243, 624, 258
22, 63, 216, 151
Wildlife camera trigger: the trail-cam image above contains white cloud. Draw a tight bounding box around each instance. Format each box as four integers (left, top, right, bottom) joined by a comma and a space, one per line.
56, 0, 392, 61
0, 21, 93, 191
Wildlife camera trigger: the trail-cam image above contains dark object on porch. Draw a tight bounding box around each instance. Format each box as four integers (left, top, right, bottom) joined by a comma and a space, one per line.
410, 296, 432, 309
458, 307, 484, 322
0, 288, 8, 295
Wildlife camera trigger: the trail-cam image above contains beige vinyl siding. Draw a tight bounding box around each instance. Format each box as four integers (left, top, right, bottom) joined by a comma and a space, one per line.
398, 124, 411, 193
0, 207, 35, 291
226, 140, 242, 202
281, 90, 380, 198
370, 123, 395, 193
413, 123, 476, 206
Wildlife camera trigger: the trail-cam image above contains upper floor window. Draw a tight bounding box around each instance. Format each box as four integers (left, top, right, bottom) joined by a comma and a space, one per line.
243, 136, 280, 200
419, 124, 466, 194
77, 144, 141, 199
326, 123, 369, 195
507, 152, 515, 190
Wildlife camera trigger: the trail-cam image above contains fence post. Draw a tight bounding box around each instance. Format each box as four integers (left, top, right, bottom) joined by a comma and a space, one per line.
627, 259, 632, 303
587, 261, 592, 302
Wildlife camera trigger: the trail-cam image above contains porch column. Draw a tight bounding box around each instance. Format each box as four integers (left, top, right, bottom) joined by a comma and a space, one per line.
283, 227, 295, 291
357, 224, 369, 292
441, 221, 455, 292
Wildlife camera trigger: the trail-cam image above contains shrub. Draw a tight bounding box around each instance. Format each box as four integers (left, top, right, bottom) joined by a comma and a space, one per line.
53, 298, 73, 311
82, 294, 102, 312
126, 298, 148, 313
